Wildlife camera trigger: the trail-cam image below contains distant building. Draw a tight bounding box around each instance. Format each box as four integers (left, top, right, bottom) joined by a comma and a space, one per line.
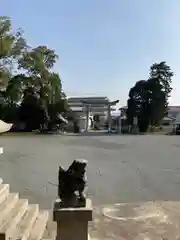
167, 106, 180, 119
68, 96, 117, 118
162, 116, 174, 125
67, 96, 119, 131
68, 96, 116, 113
119, 105, 178, 126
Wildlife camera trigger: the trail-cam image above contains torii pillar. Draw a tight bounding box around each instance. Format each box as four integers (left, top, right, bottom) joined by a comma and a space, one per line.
107, 100, 119, 133
85, 105, 90, 132
107, 104, 112, 133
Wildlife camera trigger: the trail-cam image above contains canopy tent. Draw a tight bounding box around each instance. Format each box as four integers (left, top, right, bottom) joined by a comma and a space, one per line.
0, 120, 13, 133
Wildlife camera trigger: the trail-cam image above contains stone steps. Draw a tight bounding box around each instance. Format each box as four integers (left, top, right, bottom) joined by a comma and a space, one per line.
0, 180, 52, 240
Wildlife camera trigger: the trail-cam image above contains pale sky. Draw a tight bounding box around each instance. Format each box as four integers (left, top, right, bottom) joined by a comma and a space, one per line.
1, 0, 180, 107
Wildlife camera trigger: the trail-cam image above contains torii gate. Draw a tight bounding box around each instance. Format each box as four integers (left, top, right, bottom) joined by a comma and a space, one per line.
81, 99, 119, 132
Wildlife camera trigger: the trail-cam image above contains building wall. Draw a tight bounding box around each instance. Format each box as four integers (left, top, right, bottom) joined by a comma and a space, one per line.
168, 106, 180, 119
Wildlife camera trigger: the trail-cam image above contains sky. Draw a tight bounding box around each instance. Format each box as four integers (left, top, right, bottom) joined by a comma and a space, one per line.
1, 0, 180, 108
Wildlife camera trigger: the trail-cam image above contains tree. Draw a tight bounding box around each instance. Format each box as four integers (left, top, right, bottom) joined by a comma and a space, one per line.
126, 61, 173, 132
18, 46, 57, 74
0, 16, 69, 131
18, 46, 57, 127
19, 87, 49, 131
127, 80, 151, 132
45, 72, 69, 130
18, 45, 58, 99
1, 74, 33, 106
0, 16, 26, 90
18, 45, 59, 117
18, 46, 69, 131
18, 46, 68, 128
0, 16, 27, 122
47, 72, 68, 114
148, 61, 173, 125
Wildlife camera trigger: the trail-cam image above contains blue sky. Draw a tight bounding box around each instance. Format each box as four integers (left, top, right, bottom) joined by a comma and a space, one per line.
1, 0, 180, 107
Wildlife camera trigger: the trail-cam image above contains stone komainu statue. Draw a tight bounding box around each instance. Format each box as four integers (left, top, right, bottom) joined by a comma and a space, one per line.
58, 159, 87, 207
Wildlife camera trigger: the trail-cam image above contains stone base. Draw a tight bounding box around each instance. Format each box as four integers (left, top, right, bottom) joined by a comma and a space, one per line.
53, 198, 92, 222
54, 197, 86, 209
56, 221, 88, 240
53, 198, 92, 240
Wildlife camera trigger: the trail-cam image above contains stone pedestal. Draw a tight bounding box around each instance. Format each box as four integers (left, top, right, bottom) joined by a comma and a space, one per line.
53, 198, 92, 240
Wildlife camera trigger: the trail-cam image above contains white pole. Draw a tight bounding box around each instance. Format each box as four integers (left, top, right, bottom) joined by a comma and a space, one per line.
0, 147, 3, 155
107, 105, 111, 133
85, 105, 90, 132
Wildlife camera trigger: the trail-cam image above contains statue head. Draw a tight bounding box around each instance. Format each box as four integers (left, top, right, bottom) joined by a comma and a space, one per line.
68, 159, 87, 178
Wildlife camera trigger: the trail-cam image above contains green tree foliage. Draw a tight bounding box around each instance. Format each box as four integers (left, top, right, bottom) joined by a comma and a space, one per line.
127, 62, 173, 132
18, 45, 68, 110
47, 72, 69, 120
148, 61, 173, 125
0, 16, 68, 130
18, 46, 58, 100
1, 74, 32, 106
127, 80, 151, 132
18, 46, 57, 75
18, 46, 68, 126
19, 87, 49, 131
0, 16, 26, 89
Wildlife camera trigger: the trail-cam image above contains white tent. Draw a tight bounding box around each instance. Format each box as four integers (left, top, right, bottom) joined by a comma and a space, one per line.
0, 120, 13, 133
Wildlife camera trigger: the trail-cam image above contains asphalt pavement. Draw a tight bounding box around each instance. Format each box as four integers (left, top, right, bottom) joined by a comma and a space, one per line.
0, 134, 180, 210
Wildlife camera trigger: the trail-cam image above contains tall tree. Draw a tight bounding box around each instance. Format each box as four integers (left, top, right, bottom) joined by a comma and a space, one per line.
18, 46, 68, 106
148, 61, 173, 124
0, 16, 68, 129
0, 16, 26, 90
18, 46, 59, 123
18, 45, 58, 93
46, 72, 69, 126
18, 46, 69, 130
47, 72, 63, 104
126, 61, 173, 132
127, 80, 151, 132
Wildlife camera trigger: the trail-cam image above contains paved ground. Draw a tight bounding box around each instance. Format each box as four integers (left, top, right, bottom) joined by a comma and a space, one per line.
1, 133, 180, 239
91, 201, 180, 239
0, 133, 180, 209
